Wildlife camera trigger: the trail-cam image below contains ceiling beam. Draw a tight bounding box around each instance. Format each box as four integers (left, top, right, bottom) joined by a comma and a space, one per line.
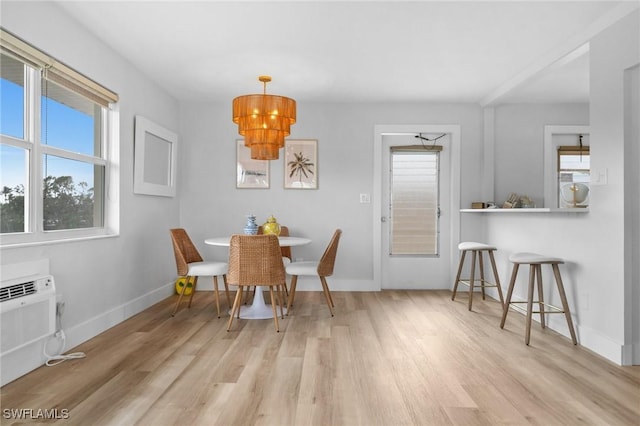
480, 2, 640, 107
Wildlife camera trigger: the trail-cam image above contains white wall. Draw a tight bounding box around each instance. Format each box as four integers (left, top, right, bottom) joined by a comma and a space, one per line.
624, 65, 639, 364
179, 102, 482, 290
493, 103, 589, 207
1, 1, 181, 384
479, 11, 639, 364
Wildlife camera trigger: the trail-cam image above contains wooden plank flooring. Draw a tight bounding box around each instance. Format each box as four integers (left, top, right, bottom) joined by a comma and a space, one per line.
1, 290, 639, 425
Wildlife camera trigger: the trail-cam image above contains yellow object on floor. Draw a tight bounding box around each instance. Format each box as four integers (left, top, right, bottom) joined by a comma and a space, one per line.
175, 277, 195, 296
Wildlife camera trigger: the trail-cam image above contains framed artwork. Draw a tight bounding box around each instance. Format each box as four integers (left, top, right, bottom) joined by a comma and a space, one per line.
284, 139, 318, 189
236, 140, 270, 188
134, 115, 178, 197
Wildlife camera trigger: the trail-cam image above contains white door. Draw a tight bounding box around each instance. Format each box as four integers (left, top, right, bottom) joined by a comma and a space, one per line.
380, 133, 452, 289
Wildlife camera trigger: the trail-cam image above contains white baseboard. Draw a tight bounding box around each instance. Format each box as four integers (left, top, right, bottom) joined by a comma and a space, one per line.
63, 282, 175, 351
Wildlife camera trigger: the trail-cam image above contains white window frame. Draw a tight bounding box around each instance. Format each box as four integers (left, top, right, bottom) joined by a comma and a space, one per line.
0, 30, 119, 248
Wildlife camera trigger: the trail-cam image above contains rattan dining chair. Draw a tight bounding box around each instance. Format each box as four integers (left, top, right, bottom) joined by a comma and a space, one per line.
257, 225, 292, 262
286, 229, 342, 317
244, 225, 292, 304
227, 234, 288, 332
170, 228, 231, 317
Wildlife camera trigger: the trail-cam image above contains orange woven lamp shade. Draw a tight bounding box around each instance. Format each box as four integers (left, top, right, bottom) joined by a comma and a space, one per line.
232, 76, 296, 160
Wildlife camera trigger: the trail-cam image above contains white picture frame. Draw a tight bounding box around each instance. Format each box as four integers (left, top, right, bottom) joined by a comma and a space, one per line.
134, 116, 178, 197
236, 140, 270, 189
284, 139, 318, 189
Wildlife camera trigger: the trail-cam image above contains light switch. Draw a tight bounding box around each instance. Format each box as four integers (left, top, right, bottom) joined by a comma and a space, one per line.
359, 193, 371, 203
591, 168, 608, 185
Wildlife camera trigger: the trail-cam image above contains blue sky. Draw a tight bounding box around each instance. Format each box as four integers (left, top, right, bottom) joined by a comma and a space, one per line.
1, 77, 95, 191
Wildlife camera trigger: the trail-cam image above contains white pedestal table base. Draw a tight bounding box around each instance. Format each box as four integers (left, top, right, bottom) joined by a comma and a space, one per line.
231, 286, 287, 319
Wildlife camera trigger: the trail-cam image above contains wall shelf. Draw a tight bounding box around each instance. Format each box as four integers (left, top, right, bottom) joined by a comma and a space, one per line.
460, 208, 588, 214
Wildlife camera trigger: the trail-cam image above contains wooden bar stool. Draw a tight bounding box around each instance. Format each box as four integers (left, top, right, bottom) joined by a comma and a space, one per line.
500, 252, 577, 345
452, 242, 504, 310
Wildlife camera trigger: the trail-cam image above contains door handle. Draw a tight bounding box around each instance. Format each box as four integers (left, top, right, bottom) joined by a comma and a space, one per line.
381, 216, 387, 223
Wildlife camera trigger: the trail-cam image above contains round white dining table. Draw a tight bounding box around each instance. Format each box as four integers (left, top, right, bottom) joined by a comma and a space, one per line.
204, 235, 311, 319
204, 236, 311, 248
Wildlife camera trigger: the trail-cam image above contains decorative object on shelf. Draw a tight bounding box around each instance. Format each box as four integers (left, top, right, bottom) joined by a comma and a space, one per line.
284, 139, 318, 189
244, 214, 259, 235
471, 202, 487, 209
232, 76, 296, 160
520, 195, 535, 208
560, 183, 589, 208
502, 193, 519, 208
262, 215, 281, 236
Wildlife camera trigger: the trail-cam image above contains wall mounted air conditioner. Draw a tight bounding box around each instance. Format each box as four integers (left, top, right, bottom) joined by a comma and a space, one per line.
0, 274, 56, 356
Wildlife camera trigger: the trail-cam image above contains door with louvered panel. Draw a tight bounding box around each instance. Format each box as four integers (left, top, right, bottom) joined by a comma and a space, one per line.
381, 134, 451, 289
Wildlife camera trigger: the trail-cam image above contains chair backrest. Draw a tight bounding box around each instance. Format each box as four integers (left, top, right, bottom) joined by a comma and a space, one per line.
317, 229, 342, 277
227, 234, 286, 286
170, 228, 203, 276
278, 226, 292, 261
258, 224, 292, 261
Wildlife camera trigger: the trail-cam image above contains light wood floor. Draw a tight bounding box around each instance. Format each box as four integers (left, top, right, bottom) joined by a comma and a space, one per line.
1, 290, 639, 425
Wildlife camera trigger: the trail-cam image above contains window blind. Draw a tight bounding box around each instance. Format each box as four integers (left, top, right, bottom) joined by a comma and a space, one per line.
389, 146, 441, 255
0, 27, 119, 107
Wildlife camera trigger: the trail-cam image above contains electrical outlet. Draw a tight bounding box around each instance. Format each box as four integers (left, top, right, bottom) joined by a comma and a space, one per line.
580, 293, 589, 310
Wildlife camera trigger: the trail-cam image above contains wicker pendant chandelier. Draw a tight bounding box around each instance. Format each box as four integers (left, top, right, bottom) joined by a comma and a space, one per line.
232, 76, 296, 160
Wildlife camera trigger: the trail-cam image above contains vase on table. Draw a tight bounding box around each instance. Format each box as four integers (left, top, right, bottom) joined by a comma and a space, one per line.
244, 214, 258, 235
262, 215, 281, 236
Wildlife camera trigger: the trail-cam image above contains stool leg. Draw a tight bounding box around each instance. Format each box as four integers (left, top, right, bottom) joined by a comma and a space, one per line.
468, 250, 477, 311
452, 250, 467, 301
500, 263, 519, 328
478, 251, 486, 300
535, 265, 545, 329
552, 264, 578, 345
525, 265, 536, 345
488, 250, 505, 305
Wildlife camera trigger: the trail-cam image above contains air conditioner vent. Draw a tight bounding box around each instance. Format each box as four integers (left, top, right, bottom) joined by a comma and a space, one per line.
0, 282, 37, 303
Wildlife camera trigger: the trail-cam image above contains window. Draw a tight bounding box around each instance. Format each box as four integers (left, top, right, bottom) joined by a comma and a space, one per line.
0, 29, 119, 246
389, 145, 441, 255
543, 126, 589, 209
558, 145, 590, 208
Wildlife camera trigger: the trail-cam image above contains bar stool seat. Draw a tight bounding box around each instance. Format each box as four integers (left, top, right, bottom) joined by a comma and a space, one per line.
452, 242, 504, 310
500, 252, 577, 345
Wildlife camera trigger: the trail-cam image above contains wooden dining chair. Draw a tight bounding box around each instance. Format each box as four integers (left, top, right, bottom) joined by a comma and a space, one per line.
286, 229, 342, 317
170, 228, 231, 317
227, 234, 288, 332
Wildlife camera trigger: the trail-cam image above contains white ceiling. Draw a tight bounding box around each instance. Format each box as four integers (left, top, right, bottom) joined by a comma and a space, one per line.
52, 0, 634, 105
